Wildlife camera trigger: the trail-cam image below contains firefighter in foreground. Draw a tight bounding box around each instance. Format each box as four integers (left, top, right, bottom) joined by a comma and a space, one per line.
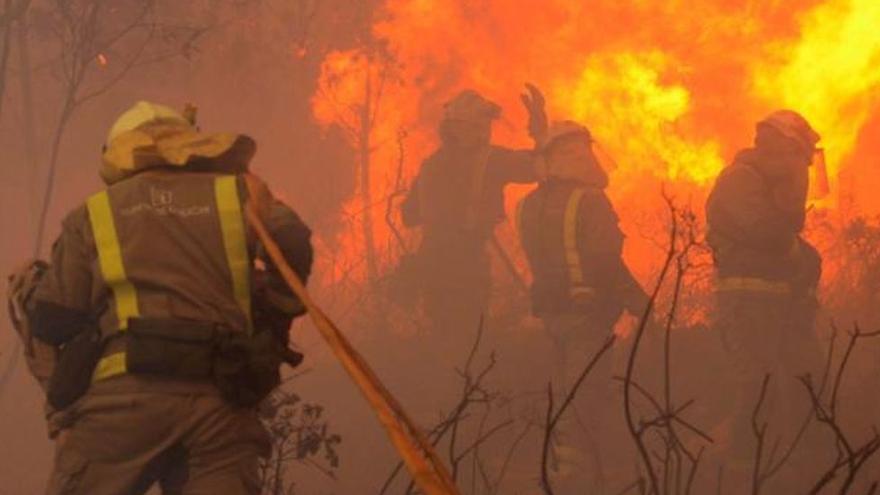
517, 121, 648, 490
22, 101, 312, 494
400, 87, 546, 337
706, 109, 824, 488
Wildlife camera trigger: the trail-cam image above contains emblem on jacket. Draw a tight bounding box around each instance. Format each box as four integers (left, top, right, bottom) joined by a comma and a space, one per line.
120, 187, 210, 218
150, 187, 174, 208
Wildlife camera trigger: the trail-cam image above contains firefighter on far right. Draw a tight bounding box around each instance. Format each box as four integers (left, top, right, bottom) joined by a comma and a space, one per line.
705, 109, 826, 490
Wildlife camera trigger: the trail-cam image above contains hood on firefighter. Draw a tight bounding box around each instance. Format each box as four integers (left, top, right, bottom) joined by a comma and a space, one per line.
101, 100, 256, 185
540, 120, 608, 188
757, 110, 821, 157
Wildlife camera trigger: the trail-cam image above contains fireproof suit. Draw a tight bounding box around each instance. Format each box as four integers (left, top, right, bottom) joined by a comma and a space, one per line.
400, 91, 540, 335
706, 145, 823, 465
516, 127, 646, 488
518, 177, 646, 332
402, 146, 537, 335
30, 103, 313, 495
518, 121, 647, 364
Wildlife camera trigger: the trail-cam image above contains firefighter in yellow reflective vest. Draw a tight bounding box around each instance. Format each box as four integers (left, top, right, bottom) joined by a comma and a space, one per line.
28, 101, 313, 495
517, 121, 647, 490
705, 110, 824, 485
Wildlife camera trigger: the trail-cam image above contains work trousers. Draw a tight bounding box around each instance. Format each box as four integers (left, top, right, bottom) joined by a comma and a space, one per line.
416, 235, 491, 337
46, 386, 270, 495
712, 290, 826, 492
540, 311, 627, 493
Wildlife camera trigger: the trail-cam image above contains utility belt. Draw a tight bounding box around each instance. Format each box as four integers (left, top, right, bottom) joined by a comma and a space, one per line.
47, 317, 302, 411
715, 277, 791, 295
715, 276, 817, 299
570, 286, 598, 303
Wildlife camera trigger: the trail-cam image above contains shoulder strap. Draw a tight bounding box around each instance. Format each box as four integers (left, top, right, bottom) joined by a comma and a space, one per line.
86, 190, 140, 331
215, 175, 253, 335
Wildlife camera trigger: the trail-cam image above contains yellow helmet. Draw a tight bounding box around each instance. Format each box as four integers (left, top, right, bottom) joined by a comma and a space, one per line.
101, 101, 255, 184
104, 101, 191, 147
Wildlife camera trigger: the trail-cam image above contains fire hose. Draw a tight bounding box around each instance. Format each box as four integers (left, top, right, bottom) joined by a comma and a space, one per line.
243, 185, 460, 495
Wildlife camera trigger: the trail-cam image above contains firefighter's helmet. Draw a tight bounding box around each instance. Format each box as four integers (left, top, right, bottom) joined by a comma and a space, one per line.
540, 121, 607, 187
542, 120, 592, 151
101, 101, 255, 184
443, 90, 501, 123
758, 110, 820, 155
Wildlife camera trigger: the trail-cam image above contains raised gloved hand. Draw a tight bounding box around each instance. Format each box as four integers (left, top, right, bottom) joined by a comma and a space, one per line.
520, 83, 548, 144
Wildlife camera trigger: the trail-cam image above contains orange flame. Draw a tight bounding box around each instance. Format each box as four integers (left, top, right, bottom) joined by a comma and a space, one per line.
312, 0, 880, 294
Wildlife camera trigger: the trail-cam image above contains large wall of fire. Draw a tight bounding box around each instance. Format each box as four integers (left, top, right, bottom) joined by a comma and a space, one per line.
310, 0, 880, 290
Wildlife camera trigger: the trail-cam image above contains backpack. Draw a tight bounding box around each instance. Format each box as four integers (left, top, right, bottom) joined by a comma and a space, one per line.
6, 260, 57, 391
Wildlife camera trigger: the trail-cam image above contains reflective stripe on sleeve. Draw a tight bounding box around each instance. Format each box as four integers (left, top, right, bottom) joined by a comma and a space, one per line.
563, 188, 586, 289
215, 176, 253, 334
87, 191, 139, 331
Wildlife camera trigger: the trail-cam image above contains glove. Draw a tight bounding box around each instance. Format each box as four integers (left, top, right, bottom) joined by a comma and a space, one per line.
520, 83, 548, 144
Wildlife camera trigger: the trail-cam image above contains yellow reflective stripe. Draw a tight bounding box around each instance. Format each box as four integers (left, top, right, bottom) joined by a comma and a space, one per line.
87, 191, 139, 330
571, 286, 598, 298
215, 176, 253, 333
716, 277, 790, 294
93, 352, 127, 381
564, 188, 586, 288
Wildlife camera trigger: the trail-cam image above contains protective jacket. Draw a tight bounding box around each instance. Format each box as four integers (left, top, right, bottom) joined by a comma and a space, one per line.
706, 148, 820, 291
518, 178, 646, 320
30, 169, 312, 395
402, 145, 538, 241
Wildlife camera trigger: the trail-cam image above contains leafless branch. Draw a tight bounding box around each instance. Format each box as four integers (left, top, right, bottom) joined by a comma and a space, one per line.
794, 327, 880, 494
750, 374, 771, 495
379, 320, 501, 494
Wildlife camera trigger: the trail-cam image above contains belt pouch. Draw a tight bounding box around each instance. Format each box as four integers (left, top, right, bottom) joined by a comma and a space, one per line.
213, 330, 282, 407
126, 318, 215, 379
47, 327, 105, 410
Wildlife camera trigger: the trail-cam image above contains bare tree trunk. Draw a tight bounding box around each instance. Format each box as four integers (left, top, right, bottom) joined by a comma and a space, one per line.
0, 0, 32, 395
0, 0, 21, 118
17, 15, 38, 231
359, 64, 378, 280
0, 13, 12, 118
34, 95, 76, 257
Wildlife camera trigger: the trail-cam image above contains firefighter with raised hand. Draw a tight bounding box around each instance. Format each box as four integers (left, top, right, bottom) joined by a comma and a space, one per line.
705, 109, 824, 487
400, 86, 546, 337
516, 121, 647, 490
26, 101, 313, 495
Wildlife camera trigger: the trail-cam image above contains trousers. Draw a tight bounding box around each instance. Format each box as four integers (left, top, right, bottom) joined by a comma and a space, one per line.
46, 386, 270, 495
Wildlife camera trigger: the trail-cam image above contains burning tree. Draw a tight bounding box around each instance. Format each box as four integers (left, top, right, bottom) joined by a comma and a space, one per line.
312, 2, 402, 283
